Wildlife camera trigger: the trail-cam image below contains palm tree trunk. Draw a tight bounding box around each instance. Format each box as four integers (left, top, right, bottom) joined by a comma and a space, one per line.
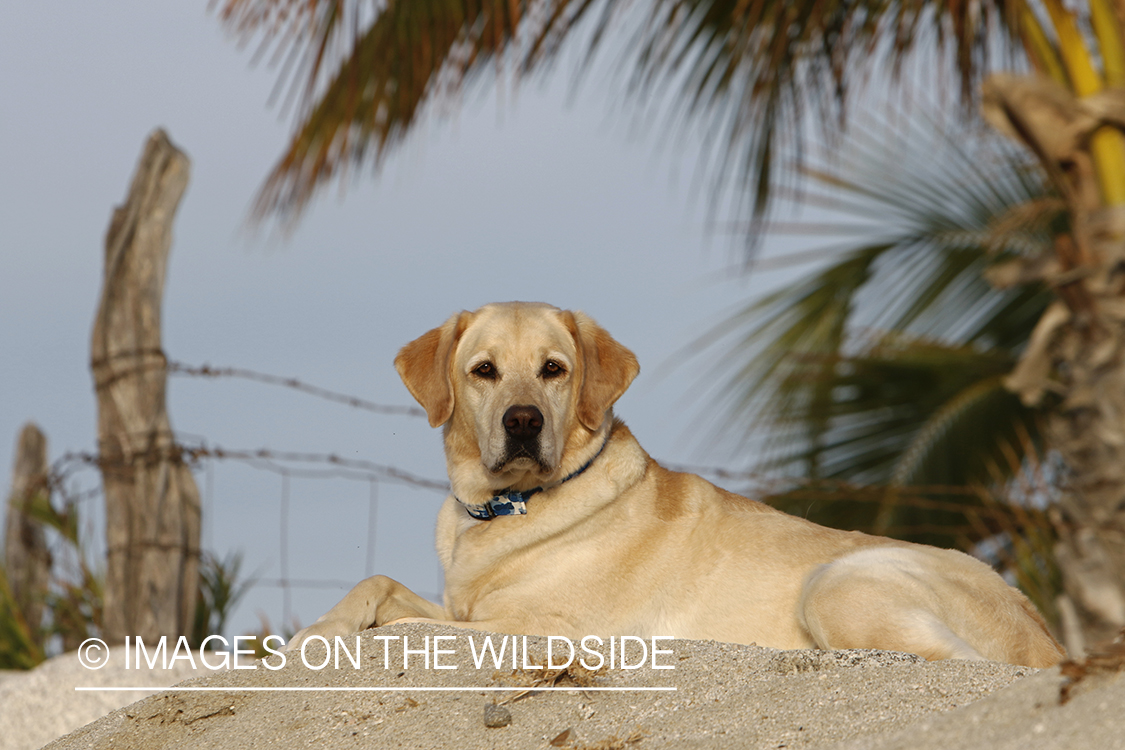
984, 75, 1125, 654
1043, 200, 1125, 652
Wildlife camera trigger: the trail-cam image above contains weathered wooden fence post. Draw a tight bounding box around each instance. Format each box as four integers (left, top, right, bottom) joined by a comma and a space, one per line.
91, 129, 200, 643
4, 423, 52, 648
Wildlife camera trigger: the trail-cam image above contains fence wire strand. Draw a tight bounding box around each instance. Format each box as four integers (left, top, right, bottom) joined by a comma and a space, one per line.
168, 360, 427, 418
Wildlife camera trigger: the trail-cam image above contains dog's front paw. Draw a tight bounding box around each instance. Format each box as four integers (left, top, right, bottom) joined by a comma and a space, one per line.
285, 620, 354, 652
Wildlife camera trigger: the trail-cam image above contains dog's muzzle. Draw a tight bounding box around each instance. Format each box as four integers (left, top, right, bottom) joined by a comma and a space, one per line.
493, 404, 550, 472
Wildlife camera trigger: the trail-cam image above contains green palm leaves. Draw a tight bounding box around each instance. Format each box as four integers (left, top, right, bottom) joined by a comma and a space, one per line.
699, 114, 1057, 554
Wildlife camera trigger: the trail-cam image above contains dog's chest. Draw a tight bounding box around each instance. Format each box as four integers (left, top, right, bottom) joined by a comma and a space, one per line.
443, 513, 619, 618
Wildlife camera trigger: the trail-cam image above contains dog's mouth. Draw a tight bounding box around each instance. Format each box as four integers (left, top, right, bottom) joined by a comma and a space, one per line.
489, 442, 552, 476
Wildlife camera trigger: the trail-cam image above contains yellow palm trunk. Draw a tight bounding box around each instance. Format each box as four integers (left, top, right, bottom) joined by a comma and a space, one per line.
1044, 0, 1125, 207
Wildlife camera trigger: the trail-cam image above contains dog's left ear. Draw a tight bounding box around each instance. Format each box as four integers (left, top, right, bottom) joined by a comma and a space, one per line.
395, 312, 469, 427
566, 311, 640, 431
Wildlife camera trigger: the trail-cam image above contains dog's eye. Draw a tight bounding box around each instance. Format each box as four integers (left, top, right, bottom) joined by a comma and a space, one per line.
473, 362, 497, 379
541, 360, 565, 378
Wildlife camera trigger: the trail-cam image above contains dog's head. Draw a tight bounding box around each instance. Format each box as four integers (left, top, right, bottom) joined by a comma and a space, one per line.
395, 302, 639, 493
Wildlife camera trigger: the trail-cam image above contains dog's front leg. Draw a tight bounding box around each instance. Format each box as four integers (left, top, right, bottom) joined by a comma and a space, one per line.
286, 574, 447, 650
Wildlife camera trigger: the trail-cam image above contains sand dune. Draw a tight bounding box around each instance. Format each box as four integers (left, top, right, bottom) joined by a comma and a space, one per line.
2, 623, 1118, 750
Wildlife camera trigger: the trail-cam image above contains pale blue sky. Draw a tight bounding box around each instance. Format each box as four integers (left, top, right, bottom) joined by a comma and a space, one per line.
0, 3, 805, 639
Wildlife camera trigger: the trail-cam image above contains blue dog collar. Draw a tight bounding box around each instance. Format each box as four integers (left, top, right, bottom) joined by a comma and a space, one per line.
464, 487, 541, 520
460, 434, 609, 520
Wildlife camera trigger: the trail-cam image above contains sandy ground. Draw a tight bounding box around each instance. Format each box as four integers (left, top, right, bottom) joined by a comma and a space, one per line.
0, 644, 224, 750
3, 623, 1120, 750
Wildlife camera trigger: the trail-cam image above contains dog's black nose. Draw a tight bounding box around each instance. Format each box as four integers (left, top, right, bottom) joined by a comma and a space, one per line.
503, 405, 543, 439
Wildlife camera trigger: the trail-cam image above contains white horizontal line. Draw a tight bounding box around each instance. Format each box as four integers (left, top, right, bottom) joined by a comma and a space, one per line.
75, 686, 676, 692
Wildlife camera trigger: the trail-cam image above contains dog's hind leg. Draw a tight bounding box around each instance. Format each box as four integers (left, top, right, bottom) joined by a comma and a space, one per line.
797, 547, 987, 662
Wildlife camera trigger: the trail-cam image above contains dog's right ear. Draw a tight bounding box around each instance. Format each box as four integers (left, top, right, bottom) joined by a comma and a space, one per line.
394, 312, 468, 428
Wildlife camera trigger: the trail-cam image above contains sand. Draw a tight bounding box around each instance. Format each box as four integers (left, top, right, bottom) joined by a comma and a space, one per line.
1, 623, 1118, 750
0, 644, 220, 750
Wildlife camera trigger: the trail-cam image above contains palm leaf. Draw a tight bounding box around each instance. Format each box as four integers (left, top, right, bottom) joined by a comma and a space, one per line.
778, 339, 1032, 482
696, 110, 1054, 487
218, 0, 1026, 223
219, 0, 600, 221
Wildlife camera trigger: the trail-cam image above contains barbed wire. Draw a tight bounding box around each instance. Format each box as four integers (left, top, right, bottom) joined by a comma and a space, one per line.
167, 360, 427, 418
54, 441, 450, 493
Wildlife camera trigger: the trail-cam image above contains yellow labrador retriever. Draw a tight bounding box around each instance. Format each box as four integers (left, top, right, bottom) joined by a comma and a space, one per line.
290, 302, 1064, 667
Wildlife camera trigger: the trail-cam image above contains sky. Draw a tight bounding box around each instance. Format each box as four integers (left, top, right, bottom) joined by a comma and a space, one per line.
0, 3, 808, 640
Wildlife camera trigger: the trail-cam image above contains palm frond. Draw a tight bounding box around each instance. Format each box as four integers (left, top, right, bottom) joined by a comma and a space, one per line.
218, 0, 1026, 223
891, 374, 1026, 486
696, 110, 1054, 486
219, 0, 600, 220
767, 336, 1035, 480
625, 0, 1023, 228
